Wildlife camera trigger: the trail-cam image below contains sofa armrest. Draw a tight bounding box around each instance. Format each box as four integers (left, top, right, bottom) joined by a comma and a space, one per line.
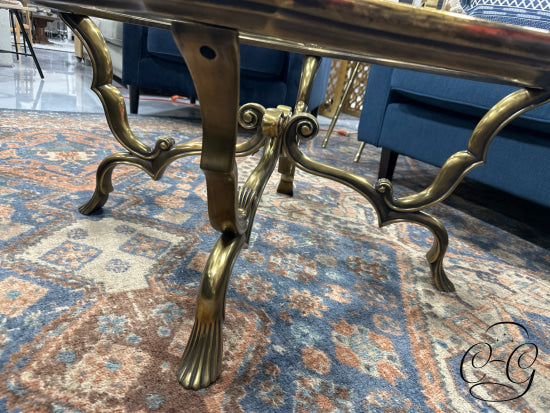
357, 65, 394, 146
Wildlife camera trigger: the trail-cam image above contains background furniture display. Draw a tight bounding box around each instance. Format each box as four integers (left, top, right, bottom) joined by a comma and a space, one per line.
122, 24, 331, 114
357, 0, 550, 208
8, 0, 31, 53
0, 0, 42, 78
32, 12, 56, 44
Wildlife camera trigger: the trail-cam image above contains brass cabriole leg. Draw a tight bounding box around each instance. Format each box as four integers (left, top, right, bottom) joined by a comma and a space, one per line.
281, 88, 550, 294
61, 14, 205, 214
170, 21, 292, 389
176, 106, 290, 390
276, 56, 322, 196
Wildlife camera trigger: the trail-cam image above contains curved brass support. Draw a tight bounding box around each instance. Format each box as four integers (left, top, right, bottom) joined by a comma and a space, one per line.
60, 13, 175, 159
79, 141, 203, 215
178, 106, 289, 389
61, 13, 192, 214
177, 231, 247, 390
172, 21, 246, 235
277, 55, 322, 196
281, 112, 454, 292
376, 88, 550, 211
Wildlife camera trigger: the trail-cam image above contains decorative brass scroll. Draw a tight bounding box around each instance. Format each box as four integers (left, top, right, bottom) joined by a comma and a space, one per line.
281, 111, 454, 292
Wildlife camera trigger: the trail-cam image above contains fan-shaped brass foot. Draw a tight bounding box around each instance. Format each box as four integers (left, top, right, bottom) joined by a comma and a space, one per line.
177, 232, 246, 389
177, 318, 223, 390
79, 191, 110, 215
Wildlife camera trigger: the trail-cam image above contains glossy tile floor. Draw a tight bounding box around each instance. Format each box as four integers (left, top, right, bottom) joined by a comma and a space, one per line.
0, 43, 352, 127
0, 44, 206, 118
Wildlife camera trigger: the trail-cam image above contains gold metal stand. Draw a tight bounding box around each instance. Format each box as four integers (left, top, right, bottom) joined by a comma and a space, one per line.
61, 9, 550, 392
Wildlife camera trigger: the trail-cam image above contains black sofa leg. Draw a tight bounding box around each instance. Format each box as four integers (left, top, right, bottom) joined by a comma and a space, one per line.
129, 85, 140, 114
378, 148, 399, 180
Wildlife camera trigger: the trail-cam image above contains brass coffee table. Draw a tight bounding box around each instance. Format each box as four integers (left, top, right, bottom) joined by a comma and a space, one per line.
33, 0, 550, 390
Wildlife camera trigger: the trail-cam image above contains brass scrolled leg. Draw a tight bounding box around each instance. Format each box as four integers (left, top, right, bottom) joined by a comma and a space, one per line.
61, 13, 190, 213
282, 88, 550, 292
281, 111, 454, 291
276, 56, 322, 196
170, 19, 293, 389
178, 105, 290, 389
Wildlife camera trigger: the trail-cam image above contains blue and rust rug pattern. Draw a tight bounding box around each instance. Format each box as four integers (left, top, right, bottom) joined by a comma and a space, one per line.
0, 109, 548, 412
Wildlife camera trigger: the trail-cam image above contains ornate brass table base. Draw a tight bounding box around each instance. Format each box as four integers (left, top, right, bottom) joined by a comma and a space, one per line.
64, 14, 550, 390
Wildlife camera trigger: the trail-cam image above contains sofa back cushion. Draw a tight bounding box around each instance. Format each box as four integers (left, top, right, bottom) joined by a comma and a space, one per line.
146, 28, 287, 78
390, 69, 550, 133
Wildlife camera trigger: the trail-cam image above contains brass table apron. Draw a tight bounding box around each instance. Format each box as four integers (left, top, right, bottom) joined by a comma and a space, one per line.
33, 0, 550, 390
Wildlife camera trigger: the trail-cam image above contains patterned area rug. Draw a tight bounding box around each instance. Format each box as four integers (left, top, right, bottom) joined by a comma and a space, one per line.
0, 109, 548, 412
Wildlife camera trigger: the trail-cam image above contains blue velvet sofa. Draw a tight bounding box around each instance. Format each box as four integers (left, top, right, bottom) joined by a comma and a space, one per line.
122, 24, 331, 114
357, 1, 550, 208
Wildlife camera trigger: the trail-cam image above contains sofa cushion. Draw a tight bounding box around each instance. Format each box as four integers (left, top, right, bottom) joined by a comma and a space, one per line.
379, 102, 550, 206
460, 0, 550, 30
389, 70, 550, 133
146, 28, 287, 78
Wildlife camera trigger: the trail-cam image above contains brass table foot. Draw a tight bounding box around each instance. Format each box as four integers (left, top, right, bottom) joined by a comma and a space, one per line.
177, 232, 246, 390
276, 156, 295, 196
178, 105, 290, 389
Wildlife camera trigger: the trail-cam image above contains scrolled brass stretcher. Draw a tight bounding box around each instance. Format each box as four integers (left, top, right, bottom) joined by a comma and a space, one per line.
34, 0, 550, 389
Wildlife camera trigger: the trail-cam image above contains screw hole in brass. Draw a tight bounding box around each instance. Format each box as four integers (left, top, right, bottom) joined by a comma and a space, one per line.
200, 45, 216, 60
